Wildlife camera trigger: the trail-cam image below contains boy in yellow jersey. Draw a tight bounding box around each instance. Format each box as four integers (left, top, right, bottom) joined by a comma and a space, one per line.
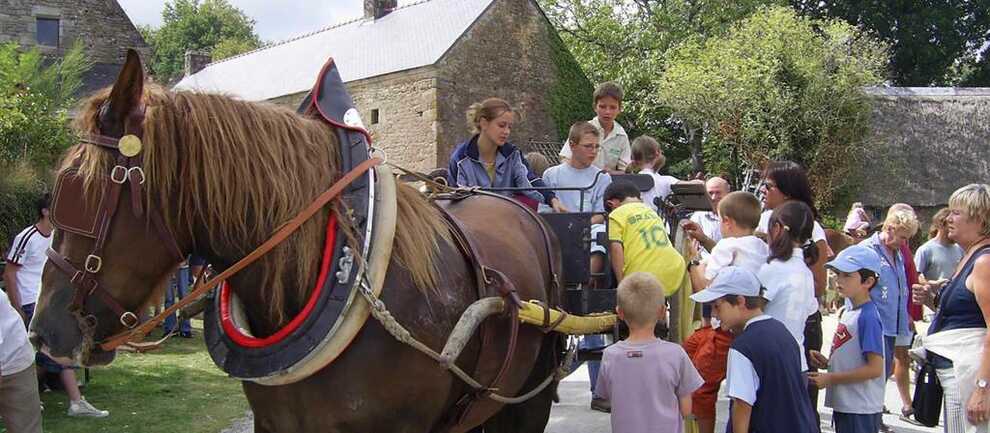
605, 180, 686, 296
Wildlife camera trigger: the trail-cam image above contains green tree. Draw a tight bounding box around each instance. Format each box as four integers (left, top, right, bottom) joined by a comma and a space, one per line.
538, 0, 783, 175
0, 42, 90, 171
659, 6, 887, 209
141, 0, 263, 84
0, 42, 90, 247
792, 0, 990, 86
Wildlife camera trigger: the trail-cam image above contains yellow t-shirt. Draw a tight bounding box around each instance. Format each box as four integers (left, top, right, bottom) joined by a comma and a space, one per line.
608, 201, 686, 295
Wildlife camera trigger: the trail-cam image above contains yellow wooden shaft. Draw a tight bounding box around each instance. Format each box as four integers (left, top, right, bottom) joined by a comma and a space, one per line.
517, 301, 617, 335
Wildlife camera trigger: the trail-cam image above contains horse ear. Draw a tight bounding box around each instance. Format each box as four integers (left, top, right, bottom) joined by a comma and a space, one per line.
106, 49, 145, 119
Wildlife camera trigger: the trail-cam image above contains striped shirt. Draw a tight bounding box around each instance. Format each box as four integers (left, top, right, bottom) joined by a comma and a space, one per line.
4, 225, 52, 306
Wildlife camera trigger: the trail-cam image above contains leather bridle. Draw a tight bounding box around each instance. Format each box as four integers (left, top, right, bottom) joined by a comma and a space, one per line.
47, 105, 186, 332
45, 96, 383, 355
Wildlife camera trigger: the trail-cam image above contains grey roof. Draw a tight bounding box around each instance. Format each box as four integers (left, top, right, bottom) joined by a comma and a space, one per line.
81, 63, 125, 96
860, 87, 990, 208
173, 0, 495, 101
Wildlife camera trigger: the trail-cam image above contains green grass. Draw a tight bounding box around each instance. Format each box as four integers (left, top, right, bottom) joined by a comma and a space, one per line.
25, 320, 249, 433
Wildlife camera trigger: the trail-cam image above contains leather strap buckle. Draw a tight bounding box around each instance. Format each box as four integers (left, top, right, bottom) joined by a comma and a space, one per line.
119, 311, 139, 329
111, 165, 128, 184
84, 254, 103, 273
128, 166, 146, 185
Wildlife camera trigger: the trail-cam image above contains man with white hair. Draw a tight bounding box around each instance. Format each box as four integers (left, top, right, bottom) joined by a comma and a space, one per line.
684, 177, 731, 258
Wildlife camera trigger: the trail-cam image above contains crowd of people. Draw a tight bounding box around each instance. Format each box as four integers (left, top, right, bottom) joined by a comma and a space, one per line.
445, 81, 990, 433
2, 78, 989, 433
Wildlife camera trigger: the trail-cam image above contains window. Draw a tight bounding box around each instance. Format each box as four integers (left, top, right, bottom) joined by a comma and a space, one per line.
36, 18, 59, 46
371, 109, 380, 125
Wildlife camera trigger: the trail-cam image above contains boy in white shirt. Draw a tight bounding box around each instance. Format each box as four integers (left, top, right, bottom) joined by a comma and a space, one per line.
558, 82, 630, 174
682, 191, 768, 433
688, 191, 769, 287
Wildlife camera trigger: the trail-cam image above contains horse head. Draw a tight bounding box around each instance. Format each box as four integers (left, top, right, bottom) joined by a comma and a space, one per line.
30, 50, 190, 367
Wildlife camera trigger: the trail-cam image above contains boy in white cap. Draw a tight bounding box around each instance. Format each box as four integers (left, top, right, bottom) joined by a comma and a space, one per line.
808, 245, 885, 433
691, 266, 816, 433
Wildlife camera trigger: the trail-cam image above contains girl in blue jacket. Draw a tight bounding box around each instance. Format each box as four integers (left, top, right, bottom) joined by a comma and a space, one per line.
447, 98, 564, 211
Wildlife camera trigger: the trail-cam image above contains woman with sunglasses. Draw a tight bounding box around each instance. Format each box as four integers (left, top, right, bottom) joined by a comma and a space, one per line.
757, 160, 832, 431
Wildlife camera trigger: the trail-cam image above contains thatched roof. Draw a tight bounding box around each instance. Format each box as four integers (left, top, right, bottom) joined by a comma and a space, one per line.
860, 87, 990, 209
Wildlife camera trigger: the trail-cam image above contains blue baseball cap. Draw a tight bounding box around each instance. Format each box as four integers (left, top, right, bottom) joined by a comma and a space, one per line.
690, 266, 762, 303
826, 244, 882, 274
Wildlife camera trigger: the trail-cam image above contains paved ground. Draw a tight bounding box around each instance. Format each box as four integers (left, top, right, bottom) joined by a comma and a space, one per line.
547, 312, 941, 433
222, 313, 943, 432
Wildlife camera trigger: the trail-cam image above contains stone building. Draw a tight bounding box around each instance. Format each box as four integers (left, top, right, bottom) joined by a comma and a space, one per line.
859, 87, 990, 227
175, 0, 591, 171
0, 0, 150, 95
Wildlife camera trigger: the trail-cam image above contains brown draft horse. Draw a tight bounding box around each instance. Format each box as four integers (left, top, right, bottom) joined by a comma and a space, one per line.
29, 52, 563, 433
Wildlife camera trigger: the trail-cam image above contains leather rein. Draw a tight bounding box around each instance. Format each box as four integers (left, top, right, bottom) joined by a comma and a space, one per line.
48, 125, 382, 352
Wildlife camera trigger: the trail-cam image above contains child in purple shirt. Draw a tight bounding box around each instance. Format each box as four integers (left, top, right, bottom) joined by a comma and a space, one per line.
597, 272, 703, 433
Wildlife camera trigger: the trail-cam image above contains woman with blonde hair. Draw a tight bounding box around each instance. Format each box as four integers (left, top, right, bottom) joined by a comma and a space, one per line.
915, 184, 990, 432
446, 98, 563, 211
857, 206, 920, 422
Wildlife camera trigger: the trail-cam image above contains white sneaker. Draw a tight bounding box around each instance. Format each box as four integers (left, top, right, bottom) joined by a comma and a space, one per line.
67, 398, 109, 418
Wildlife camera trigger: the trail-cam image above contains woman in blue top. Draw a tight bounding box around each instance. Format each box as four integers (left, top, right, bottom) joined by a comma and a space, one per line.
447, 98, 564, 211
915, 184, 990, 432
860, 206, 919, 419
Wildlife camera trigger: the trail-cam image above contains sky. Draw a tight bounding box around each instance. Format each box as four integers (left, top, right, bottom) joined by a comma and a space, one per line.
117, 0, 415, 44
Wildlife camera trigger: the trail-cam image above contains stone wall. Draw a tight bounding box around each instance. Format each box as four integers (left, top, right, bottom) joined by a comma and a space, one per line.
0, 0, 150, 95
260, 0, 574, 171
0, 0, 149, 62
349, 69, 439, 171
434, 0, 562, 166
267, 68, 441, 172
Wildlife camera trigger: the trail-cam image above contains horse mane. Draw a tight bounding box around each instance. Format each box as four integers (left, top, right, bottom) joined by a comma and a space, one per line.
66, 85, 449, 324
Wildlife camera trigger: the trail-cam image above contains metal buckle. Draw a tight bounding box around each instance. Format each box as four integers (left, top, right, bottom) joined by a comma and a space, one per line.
119, 311, 139, 329
336, 246, 354, 284
84, 254, 103, 273
111, 165, 128, 184
128, 166, 146, 185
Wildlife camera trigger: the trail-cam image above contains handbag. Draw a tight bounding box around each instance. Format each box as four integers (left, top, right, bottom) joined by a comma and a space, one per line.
912, 354, 943, 427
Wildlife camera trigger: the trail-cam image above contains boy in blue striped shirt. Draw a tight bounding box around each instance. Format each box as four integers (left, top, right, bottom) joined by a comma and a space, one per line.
809, 245, 886, 433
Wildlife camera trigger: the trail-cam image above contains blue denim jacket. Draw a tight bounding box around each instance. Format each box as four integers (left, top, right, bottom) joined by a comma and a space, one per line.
862, 232, 911, 337
446, 136, 545, 203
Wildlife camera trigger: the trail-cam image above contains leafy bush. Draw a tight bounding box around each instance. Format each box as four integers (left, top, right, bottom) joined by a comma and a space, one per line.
0, 162, 46, 253
659, 7, 888, 210
0, 42, 89, 252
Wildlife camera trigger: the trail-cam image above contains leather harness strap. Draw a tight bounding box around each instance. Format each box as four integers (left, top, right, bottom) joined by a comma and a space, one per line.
432, 188, 561, 432
98, 157, 382, 352
49, 129, 182, 330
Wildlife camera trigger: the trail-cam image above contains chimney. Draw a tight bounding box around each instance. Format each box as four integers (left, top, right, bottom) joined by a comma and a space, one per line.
184, 50, 212, 77
364, 0, 397, 20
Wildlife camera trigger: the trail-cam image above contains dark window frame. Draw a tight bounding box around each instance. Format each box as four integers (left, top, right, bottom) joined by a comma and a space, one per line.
36, 17, 60, 47
371, 109, 380, 125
